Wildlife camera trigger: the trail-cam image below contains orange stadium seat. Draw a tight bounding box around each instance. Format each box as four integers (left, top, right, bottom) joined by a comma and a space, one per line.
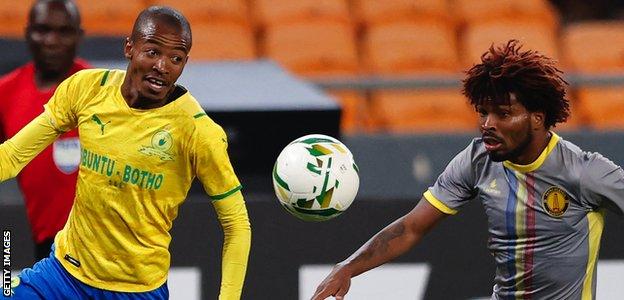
561, 21, 624, 73
252, 0, 351, 26
263, 21, 359, 76
575, 87, 624, 130
75, 0, 145, 36
370, 88, 477, 133
454, 0, 560, 30
190, 22, 256, 61
328, 91, 373, 134
147, 0, 250, 25
362, 20, 459, 74
462, 20, 560, 67
0, 1, 31, 37
352, 0, 452, 26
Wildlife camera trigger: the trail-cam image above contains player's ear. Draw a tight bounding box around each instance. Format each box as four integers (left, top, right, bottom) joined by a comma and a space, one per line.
123, 37, 133, 60
532, 111, 545, 129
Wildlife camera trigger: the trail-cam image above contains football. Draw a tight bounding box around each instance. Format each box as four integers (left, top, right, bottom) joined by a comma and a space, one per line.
272, 134, 360, 221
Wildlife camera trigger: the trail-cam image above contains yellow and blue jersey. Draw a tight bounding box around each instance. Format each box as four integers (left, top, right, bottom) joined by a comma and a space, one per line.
0, 69, 251, 297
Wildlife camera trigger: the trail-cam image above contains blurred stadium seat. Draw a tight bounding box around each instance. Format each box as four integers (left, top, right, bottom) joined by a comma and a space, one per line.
351, 0, 452, 26
462, 20, 560, 67
454, 0, 560, 31
370, 88, 477, 133
361, 18, 466, 133
190, 22, 256, 61
576, 87, 624, 130
262, 19, 364, 133
75, 0, 144, 36
562, 21, 624, 130
362, 20, 459, 74
262, 20, 359, 76
252, 0, 351, 26
0, 1, 30, 37
147, 0, 250, 25
562, 21, 624, 73
328, 91, 374, 134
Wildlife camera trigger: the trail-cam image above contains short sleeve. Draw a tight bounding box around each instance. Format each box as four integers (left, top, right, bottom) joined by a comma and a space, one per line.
192, 121, 241, 200
580, 152, 624, 215
425, 141, 478, 214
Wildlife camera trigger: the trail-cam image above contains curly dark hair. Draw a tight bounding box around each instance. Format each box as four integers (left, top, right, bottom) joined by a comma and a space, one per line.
462, 40, 570, 128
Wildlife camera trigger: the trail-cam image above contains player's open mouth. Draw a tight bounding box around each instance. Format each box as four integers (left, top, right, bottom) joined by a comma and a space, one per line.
483, 136, 502, 152
145, 77, 167, 92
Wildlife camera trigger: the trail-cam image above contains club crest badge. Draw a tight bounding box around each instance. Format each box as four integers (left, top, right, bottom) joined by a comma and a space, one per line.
139, 130, 174, 161
542, 186, 570, 217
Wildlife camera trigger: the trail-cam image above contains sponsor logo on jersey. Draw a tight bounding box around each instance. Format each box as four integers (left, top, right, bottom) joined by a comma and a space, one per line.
53, 137, 81, 174
91, 114, 110, 135
542, 186, 570, 217
139, 130, 174, 161
485, 179, 501, 195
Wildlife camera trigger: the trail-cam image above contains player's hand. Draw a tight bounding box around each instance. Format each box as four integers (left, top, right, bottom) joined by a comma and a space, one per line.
310, 264, 352, 300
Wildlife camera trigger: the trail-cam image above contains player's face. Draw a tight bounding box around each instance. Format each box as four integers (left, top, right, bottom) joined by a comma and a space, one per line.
124, 21, 190, 103
477, 94, 534, 162
26, 2, 82, 77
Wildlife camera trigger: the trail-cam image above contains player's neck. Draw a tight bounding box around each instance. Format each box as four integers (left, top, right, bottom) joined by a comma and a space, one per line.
509, 131, 552, 165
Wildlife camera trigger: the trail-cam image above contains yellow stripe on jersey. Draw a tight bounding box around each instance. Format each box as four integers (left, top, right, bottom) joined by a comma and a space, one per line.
513, 170, 528, 299
423, 190, 458, 215
582, 209, 605, 300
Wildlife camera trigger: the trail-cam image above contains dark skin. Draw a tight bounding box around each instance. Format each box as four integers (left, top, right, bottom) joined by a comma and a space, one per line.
311, 94, 552, 300
121, 18, 190, 109
26, 0, 83, 90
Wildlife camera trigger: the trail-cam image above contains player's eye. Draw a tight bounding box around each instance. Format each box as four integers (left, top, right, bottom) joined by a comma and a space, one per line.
146, 49, 158, 57
171, 56, 183, 63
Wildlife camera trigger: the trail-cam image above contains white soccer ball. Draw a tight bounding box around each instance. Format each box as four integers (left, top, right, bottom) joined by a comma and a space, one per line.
272, 134, 360, 221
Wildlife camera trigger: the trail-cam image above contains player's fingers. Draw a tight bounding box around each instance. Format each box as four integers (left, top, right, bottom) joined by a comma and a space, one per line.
334, 281, 350, 300
310, 286, 331, 300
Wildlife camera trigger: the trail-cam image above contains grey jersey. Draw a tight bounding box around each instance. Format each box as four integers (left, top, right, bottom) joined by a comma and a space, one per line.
424, 133, 624, 300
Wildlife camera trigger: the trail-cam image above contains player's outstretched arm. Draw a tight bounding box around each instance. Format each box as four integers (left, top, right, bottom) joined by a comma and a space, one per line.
0, 113, 61, 181
212, 191, 252, 300
311, 197, 447, 300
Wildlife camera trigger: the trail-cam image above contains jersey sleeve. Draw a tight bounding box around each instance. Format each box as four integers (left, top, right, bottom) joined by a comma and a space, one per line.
212, 191, 251, 299
0, 71, 88, 181
0, 113, 62, 181
580, 152, 624, 215
192, 120, 242, 200
424, 141, 478, 215
192, 117, 250, 299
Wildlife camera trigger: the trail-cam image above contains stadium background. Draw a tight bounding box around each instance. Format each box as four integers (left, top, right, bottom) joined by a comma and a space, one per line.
1, 0, 624, 299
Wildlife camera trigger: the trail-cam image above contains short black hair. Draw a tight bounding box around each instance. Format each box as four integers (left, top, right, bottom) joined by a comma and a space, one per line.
463, 40, 570, 128
130, 6, 192, 49
29, 0, 81, 26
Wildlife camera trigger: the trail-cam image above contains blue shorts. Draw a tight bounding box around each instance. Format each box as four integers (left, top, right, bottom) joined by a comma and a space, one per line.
11, 245, 168, 299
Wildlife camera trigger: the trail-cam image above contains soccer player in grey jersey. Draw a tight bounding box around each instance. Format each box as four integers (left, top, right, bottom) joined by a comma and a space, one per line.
311, 40, 624, 300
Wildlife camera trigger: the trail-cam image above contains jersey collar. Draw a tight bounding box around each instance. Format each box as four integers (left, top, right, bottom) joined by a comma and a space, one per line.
503, 131, 560, 173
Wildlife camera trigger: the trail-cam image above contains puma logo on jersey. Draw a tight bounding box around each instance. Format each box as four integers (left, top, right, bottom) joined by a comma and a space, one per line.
92, 114, 110, 135
485, 179, 501, 195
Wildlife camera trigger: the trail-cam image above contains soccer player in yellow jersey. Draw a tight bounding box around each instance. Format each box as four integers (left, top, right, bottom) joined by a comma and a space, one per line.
1, 6, 251, 300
